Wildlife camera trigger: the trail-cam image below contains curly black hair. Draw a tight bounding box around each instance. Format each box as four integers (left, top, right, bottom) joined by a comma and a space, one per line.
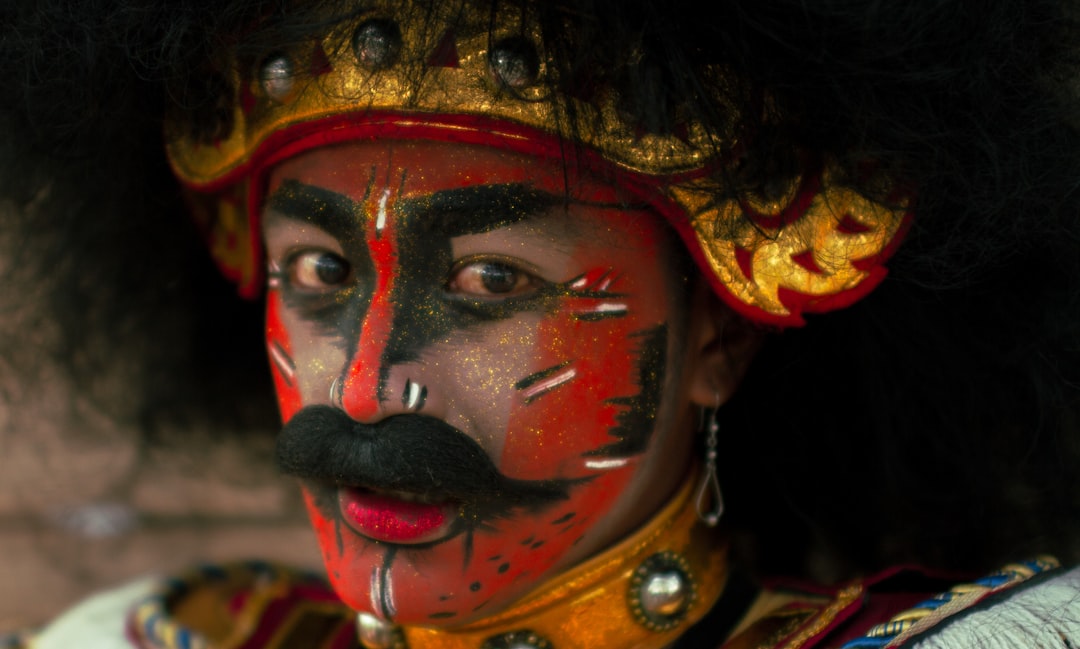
2, 0, 1078, 577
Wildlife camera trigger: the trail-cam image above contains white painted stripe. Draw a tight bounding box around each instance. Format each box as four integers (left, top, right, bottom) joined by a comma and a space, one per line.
266, 262, 282, 289
383, 566, 397, 617
375, 188, 391, 233
522, 368, 577, 400
405, 381, 422, 409
369, 567, 383, 619
584, 458, 631, 470
267, 342, 295, 382
593, 302, 627, 313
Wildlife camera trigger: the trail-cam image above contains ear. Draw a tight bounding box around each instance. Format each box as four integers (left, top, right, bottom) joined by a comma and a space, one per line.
685, 281, 765, 408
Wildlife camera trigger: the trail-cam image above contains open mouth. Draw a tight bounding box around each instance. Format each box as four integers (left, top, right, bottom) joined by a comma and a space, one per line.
338, 486, 460, 545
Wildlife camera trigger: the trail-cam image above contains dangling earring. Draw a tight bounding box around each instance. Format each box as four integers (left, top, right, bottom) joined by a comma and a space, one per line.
695, 393, 724, 527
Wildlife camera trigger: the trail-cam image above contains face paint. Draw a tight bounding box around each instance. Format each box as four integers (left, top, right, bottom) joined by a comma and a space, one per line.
262, 140, 696, 625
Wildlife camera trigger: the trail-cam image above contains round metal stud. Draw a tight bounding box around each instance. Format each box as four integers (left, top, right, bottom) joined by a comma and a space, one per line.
627, 551, 696, 632
480, 629, 554, 649
352, 18, 403, 71
356, 612, 406, 649
258, 53, 295, 103
488, 37, 540, 90
642, 570, 690, 616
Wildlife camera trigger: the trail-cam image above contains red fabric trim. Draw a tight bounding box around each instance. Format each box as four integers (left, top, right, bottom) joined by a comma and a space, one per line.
837, 213, 873, 234
852, 210, 913, 272
790, 250, 825, 275
735, 246, 755, 283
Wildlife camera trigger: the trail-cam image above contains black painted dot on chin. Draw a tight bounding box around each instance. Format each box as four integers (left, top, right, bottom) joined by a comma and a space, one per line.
429, 611, 456, 620
498, 562, 510, 574
470, 581, 482, 592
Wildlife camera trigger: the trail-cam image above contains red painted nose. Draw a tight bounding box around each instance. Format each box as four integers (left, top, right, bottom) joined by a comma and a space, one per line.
342, 188, 399, 423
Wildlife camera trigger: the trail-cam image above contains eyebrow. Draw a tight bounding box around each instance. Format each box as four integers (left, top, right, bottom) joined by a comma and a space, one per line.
265, 180, 562, 240
264, 179, 363, 242
400, 183, 560, 238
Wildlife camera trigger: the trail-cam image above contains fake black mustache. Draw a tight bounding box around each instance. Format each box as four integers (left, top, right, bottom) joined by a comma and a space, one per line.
276, 405, 575, 515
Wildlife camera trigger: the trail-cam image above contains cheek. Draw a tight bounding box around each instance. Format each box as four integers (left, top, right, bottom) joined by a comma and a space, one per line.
498, 316, 634, 479
499, 260, 671, 483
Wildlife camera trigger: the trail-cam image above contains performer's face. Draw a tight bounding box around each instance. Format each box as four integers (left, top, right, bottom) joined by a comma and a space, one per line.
262, 140, 703, 625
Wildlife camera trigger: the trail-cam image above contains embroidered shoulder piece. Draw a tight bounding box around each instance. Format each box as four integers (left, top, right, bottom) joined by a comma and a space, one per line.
838, 556, 1061, 649
126, 561, 358, 649
721, 584, 867, 649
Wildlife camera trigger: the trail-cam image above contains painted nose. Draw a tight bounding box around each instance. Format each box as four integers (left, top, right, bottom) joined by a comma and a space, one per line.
339, 267, 399, 422
337, 183, 440, 422
338, 251, 436, 422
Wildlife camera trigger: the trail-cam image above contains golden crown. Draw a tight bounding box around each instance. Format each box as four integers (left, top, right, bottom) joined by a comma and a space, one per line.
165, 1, 910, 326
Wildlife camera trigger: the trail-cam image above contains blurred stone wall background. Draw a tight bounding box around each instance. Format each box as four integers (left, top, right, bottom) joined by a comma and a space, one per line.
0, 372, 321, 631
0, 198, 322, 631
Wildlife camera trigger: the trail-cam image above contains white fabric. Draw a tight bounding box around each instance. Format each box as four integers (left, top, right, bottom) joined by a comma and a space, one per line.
30, 576, 162, 649
911, 565, 1080, 649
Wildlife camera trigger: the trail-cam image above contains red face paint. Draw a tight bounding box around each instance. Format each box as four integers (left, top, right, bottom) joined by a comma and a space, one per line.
262, 140, 696, 625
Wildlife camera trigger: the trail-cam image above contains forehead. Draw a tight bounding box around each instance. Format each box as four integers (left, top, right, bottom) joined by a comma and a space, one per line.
264, 139, 625, 206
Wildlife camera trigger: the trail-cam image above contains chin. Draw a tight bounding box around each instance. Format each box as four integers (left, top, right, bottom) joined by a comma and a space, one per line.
299, 479, 611, 626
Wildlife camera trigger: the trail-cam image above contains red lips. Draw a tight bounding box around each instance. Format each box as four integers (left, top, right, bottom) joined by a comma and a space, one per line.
338, 488, 456, 544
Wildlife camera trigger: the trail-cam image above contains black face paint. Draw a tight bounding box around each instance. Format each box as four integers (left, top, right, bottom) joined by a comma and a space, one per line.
266, 180, 376, 348
586, 324, 667, 457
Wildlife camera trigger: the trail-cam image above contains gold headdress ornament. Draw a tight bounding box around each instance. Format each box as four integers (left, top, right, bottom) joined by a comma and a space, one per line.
166, 1, 910, 326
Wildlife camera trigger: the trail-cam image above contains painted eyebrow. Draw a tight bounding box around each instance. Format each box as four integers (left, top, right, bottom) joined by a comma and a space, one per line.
264, 179, 363, 241
266, 180, 571, 239
400, 183, 560, 238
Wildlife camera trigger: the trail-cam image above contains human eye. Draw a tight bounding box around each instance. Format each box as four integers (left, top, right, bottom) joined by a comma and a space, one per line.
446, 256, 541, 299
284, 249, 351, 291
